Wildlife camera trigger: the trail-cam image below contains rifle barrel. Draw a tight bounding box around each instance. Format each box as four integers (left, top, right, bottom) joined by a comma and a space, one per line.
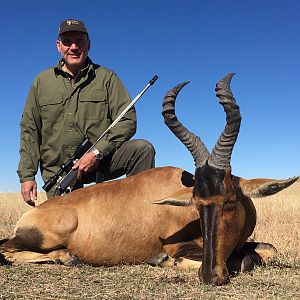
87, 75, 158, 153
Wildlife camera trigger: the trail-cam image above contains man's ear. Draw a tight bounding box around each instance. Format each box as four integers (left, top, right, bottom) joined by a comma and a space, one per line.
88, 38, 91, 51
56, 39, 61, 53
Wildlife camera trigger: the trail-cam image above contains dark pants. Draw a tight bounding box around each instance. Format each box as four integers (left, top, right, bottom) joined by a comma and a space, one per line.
47, 139, 155, 198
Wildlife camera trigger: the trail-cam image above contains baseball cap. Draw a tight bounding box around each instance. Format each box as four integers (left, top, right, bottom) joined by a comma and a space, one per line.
58, 19, 88, 36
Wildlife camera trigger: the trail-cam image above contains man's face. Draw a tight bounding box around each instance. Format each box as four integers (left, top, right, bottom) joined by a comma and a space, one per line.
57, 31, 90, 70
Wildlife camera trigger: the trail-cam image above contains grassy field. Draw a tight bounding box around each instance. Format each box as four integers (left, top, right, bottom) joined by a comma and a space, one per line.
0, 181, 299, 299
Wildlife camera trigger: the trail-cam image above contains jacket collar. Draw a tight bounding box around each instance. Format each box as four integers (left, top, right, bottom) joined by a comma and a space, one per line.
54, 57, 96, 80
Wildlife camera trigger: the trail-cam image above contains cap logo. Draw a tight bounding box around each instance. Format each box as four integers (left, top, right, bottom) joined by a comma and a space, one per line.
67, 20, 80, 26
59, 19, 87, 35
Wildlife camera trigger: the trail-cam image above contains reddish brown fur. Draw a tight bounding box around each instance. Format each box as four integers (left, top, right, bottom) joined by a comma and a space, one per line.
1, 167, 201, 266
0, 164, 296, 286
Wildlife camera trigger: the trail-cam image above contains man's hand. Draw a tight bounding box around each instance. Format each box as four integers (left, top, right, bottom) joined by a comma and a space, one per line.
21, 180, 37, 206
72, 151, 99, 181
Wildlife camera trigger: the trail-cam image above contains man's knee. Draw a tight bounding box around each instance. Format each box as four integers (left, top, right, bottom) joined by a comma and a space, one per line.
131, 139, 156, 157
126, 139, 155, 174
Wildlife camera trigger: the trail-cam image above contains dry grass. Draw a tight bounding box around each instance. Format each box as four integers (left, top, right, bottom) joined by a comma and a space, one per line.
251, 181, 300, 265
0, 182, 299, 299
0, 193, 46, 238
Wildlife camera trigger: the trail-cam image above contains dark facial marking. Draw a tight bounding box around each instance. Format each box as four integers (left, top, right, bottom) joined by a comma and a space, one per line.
200, 204, 217, 283
193, 164, 226, 198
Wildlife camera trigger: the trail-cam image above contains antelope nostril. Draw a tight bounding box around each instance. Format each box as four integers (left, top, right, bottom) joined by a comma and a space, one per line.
211, 269, 230, 286
199, 265, 230, 286
212, 273, 230, 286
211, 274, 219, 285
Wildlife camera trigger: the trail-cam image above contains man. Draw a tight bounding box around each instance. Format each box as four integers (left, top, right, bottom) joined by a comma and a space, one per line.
18, 19, 155, 205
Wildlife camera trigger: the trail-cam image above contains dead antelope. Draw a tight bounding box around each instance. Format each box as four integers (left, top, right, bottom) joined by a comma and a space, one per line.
0, 73, 298, 286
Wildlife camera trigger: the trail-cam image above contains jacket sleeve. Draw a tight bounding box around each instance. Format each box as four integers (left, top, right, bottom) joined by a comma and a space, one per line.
95, 72, 137, 156
17, 78, 42, 182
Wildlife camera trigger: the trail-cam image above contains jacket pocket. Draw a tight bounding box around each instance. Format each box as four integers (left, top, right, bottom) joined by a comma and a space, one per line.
78, 89, 107, 120
40, 95, 64, 123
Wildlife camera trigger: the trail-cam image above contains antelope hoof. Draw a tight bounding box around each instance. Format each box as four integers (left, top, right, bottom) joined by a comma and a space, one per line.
63, 256, 82, 267
146, 252, 168, 266
0, 252, 11, 265
240, 255, 255, 272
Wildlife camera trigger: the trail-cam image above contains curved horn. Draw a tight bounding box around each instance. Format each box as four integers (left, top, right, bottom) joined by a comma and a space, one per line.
208, 73, 242, 169
162, 82, 209, 168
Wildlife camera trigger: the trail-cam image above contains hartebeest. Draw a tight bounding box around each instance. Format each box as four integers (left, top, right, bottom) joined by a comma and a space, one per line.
0, 73, 298, 286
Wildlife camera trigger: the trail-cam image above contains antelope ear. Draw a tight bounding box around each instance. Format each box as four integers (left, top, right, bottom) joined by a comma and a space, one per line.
239, 176, 299, 198
150, 187, 193, 206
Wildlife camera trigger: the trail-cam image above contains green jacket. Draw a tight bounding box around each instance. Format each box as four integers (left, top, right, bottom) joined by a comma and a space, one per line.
17, 58, 136, 183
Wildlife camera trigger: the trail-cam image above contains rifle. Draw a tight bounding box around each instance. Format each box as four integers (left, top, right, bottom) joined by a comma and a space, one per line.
42, 75, 158, 196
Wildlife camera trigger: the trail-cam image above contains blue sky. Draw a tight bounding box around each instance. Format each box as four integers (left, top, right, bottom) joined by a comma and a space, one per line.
0, 0, 299, 191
